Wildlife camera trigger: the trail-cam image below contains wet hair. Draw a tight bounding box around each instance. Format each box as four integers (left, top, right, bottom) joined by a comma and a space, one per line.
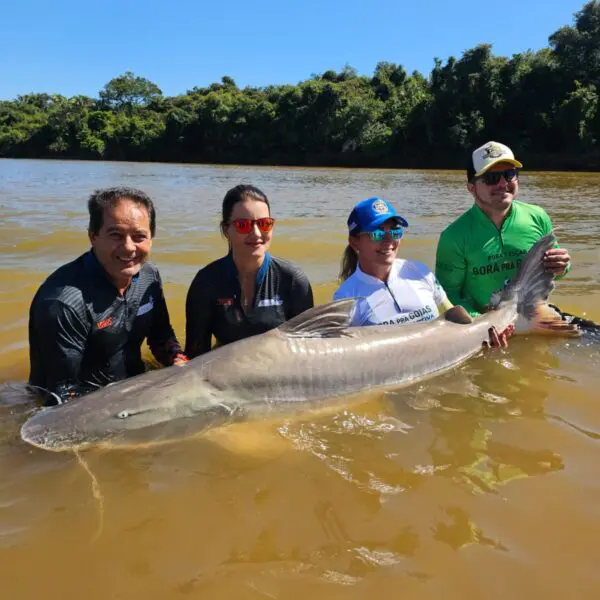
88, 187, 156, 236
219, 184, 271, 236
339, 238, 359, 281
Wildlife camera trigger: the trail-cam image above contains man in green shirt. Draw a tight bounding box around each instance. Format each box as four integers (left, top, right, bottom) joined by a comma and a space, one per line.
435, 141, 571, 318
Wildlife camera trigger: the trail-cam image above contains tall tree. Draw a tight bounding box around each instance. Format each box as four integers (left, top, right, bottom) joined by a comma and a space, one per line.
549, 0, 600, 85
99, 72, 163, 113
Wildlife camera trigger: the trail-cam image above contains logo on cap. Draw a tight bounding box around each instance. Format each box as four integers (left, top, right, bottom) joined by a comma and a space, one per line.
482, 142, 504, 160
372, 199, 389, 214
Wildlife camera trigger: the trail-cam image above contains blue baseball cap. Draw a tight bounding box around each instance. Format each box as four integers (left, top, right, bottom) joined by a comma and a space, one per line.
347, 197, 409, 234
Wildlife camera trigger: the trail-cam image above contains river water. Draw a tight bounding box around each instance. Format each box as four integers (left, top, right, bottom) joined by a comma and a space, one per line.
1, 159, 599, 599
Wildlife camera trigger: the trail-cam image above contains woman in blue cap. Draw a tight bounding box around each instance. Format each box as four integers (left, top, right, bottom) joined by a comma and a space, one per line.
334, 197, 511, 347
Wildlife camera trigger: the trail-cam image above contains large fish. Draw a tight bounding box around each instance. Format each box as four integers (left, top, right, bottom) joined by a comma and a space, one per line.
20, 233, 577, 452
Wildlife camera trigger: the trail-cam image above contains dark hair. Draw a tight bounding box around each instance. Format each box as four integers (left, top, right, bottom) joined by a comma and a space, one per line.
466, 155, 476, 183
88, 187, 156, 236
219, 184, 270, 236
339, 240, 359, 281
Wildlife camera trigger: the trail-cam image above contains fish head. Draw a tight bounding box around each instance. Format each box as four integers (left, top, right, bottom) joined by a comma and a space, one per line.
20, 365, 240, 452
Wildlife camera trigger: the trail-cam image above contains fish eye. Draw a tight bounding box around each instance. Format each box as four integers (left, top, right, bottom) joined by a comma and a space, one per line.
116, 410, 132, 419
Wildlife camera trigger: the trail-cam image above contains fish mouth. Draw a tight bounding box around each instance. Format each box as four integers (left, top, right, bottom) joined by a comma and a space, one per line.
20, 412, 103, 452
21, 425, 95, 452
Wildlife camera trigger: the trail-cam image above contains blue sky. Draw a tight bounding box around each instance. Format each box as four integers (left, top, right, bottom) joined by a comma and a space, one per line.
1, 0, 587, 100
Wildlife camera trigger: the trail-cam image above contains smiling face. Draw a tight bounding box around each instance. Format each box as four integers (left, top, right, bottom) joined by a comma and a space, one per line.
468, 161, 520, 217
88, 198, 153, 293
224, 199, 273, 263
349, 219, 401, 280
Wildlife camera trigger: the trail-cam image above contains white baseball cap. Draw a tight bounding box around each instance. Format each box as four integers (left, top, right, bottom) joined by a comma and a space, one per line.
470, 141, 523, 178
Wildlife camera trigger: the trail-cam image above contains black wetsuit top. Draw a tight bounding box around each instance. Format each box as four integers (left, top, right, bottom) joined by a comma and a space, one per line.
185, 253, 314, 358
29, 250, 182, 403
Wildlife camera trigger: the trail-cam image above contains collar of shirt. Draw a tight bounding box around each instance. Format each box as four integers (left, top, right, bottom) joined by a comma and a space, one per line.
353, 259, 401, 287
470, 201, 519, 231
225, 251, 272, 287
83, 250, 140, 291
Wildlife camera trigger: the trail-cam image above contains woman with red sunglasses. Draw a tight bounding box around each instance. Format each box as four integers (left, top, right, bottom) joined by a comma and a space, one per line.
334, 197, 512, 348
184, 184, 314, 357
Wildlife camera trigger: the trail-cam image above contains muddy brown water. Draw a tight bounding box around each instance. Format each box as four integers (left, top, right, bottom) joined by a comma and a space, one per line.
1, 159, 599, 599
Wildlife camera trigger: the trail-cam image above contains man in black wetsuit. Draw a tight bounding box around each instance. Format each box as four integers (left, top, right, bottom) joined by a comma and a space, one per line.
28, 186, 187, 405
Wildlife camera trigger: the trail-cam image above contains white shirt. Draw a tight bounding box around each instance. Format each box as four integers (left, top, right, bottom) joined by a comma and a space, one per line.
334, 259, 449, 326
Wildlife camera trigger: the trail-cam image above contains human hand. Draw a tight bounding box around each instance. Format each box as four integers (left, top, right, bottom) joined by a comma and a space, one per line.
543, 248, 570, 276
173, 353, 189, 366
534, 319, 581, 336
482, 324, 514, 349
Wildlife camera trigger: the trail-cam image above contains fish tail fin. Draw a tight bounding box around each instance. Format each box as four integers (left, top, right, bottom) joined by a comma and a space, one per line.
492, 233, 557, 319
492, 232, 580, 337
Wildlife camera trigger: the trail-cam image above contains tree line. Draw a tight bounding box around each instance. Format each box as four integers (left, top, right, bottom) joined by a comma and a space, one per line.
2, 1, 600, 170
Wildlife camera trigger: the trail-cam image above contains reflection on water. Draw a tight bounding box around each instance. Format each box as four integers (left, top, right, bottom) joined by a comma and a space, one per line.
1, 159, 600, 599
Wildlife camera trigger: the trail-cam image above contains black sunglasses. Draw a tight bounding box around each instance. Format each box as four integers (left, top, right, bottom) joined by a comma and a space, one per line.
477, 168, 519, 186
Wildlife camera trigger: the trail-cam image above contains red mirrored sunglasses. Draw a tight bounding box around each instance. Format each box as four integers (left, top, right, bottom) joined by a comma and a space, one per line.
230, 218, 275, 234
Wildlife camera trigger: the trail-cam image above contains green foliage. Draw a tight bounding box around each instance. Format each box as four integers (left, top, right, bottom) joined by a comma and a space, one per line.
1, 1, 599, 168
554, 81, 598, 148
99, 71, 163, 113
550, 0, 600, 85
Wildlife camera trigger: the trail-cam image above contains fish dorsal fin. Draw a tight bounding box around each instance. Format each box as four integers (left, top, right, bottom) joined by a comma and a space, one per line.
443, 305, 474, 325
278, 299, 357, 338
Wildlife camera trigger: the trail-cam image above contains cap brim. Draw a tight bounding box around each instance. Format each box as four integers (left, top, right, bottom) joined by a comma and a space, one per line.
363, 215, 409, 232
474, 158, 523, 177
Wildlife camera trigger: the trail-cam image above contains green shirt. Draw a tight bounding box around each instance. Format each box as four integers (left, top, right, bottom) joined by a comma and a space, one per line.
435, 200, 569, 316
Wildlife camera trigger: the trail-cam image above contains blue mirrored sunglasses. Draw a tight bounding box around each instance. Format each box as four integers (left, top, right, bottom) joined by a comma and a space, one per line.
364, 227, 404, 242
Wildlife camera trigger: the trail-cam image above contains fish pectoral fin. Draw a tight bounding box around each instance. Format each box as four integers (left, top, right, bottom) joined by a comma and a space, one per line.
443, 305, 474, 325
278, 299, 358, 338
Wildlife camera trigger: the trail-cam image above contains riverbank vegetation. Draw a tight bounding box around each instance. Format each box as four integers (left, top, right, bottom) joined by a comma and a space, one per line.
2, 1, 599, 170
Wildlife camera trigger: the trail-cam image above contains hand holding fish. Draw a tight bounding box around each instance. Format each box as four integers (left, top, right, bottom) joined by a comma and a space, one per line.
172, 353, 189, 366
483, 324, 514, 349
543, 248, 570, 276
